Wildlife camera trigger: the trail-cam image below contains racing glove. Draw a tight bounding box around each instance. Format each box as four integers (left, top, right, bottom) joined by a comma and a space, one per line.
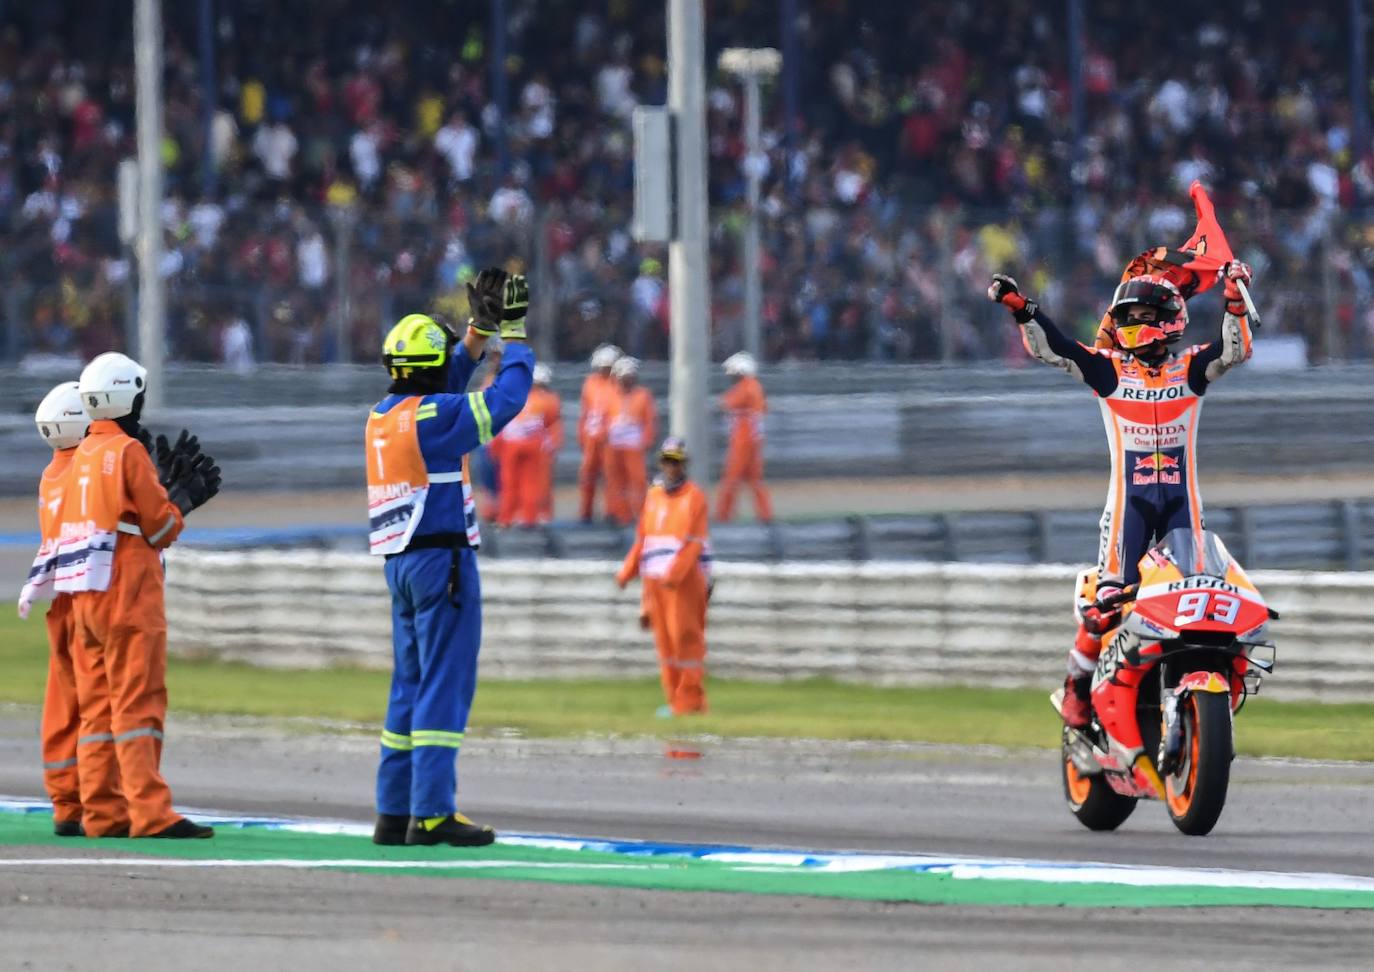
166, 452, 222, 516
987, 273, 1037, 323
137, 427, 155, 456
466, 267, 509, 337
499, 274, 530, 341
1220, 260, 1252, 316
1082, 584, 1125, 634
154, 430, 202, 488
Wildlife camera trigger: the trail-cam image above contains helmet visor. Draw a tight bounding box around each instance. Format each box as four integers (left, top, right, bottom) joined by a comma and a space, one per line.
1112, 322, 1170, 350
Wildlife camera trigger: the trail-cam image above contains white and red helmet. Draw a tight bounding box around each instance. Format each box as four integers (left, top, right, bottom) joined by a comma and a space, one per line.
1106, 275, 1188, 352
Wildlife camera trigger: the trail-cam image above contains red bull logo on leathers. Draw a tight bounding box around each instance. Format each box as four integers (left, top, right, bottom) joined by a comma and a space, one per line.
1132, 452, 1181, 485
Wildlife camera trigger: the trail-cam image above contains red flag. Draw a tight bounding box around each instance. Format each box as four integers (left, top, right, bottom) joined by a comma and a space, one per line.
1094, 182, 1234, 346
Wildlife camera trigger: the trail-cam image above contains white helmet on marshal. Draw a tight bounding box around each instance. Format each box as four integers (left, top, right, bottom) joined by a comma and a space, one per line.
78, 352, 148, 420
590, 344, 621, 370
723, 351, 757, 377
532, 363, 553, 385
34, 381, 89, 449
611, 355, 640, 378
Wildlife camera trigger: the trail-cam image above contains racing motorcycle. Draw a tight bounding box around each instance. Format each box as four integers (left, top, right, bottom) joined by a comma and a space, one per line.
1055, 527, 1278, 836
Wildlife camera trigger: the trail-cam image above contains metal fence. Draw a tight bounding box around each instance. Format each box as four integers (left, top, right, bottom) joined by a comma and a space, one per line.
4, 366, 1374, 494
4, 198, 1371, 367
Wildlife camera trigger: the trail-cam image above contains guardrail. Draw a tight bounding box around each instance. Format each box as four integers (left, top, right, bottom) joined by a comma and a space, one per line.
163, 550, 1374, 704
4, 388, 1374, 495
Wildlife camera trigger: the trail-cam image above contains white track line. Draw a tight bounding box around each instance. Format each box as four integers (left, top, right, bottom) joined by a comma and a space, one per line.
0, 858, 663, 871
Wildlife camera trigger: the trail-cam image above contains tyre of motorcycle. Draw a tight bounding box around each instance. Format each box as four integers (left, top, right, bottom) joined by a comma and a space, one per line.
1061, 728, 1137, 831
1164, 690, 1232, 836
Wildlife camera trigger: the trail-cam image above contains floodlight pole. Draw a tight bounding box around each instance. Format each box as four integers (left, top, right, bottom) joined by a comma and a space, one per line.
134, 0, 165, 408
742, 73, 762, 360
668, 0, 712, 485
719, 48, 781, 361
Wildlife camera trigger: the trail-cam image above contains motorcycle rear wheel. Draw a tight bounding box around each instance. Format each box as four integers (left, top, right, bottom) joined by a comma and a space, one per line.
1061, 731, 1137, 831
1165, 691, 1232, 836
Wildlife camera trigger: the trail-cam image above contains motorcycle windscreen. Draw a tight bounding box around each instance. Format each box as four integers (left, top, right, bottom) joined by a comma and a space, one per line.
1149, 527, 1234, 579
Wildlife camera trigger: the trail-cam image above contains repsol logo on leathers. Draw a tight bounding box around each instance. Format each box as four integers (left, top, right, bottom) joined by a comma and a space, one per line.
1118, 386, 1188, 401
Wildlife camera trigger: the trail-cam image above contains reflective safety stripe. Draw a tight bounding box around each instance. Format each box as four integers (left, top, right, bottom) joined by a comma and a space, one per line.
380, 729, 413, 751
146, 515, 177, 545
468, 392, 494, 444
116, 522, 142, 536
43, 757, 77, 770
665, 660, 705, 670
416, 403, 439, 421
412, 729, 465, 748
428, 471, 463, 483
114, 727, 164, 744
78, 733, 114, 746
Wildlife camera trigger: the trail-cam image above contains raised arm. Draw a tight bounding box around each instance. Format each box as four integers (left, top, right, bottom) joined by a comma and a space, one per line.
1188, 261, 1255, 393
988, 274, 1118, 396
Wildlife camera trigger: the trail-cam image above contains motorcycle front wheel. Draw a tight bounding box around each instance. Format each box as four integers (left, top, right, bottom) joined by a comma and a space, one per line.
1061, 730, 1137, 831
1165, 690, 1232, 836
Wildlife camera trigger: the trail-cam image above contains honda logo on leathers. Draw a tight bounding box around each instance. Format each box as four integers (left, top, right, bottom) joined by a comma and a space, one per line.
1119, 386, 1187, 401
1122, 424, 1187, 436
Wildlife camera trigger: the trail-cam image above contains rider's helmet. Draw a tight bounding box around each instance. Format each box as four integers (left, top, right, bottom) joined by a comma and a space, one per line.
1106, 275, 1188, 355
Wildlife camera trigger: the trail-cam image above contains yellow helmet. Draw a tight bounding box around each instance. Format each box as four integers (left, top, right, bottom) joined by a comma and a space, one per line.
382, 314, 450, 379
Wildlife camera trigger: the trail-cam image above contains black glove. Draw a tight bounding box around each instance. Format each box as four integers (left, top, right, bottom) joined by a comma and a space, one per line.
154, 430, 202, 488
166, 451, 222, 516
499, 274, 530, 341
136, 427, 154, 455
466, 267, 509, 336
987, 273, 1037, 324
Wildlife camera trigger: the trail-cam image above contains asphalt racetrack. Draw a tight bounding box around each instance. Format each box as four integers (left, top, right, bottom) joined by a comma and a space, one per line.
1, 712, 1372, 970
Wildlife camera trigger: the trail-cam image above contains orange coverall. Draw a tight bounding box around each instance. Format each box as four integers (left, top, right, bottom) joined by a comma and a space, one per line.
539, 387, 563, 522
64, 421, 185, 837
578, 372, 618, 520
616, 480, 711, 715
605, 386, 657, 525
497, 385, 563, 526
716, 375, 773, 522
32, 449, 82, 828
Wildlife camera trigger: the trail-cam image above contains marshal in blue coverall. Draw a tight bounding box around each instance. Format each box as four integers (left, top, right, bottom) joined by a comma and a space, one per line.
367, 275, 533, 845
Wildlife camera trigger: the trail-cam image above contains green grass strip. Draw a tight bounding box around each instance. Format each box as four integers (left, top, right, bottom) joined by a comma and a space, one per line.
2, 813, 1371, 909
2, 613, 1372, 759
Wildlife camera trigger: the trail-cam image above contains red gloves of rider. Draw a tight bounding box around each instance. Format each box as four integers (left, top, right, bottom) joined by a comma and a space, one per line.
1220, 260, 1252, 317
987, 273, 1037, 323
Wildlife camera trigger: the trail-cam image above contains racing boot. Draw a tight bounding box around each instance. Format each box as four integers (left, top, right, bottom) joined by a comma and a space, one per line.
373, 813, 410, 846
405, 812, 496, 847
1058, 673, 1093, 730
53, 819, 84, 837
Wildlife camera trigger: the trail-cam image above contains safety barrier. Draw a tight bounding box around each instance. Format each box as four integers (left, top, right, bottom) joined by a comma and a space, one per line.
164, 550, 1374, 703
6, 372, 1374, 494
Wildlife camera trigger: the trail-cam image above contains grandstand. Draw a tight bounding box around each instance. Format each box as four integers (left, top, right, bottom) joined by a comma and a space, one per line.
1, 1, 1370, 367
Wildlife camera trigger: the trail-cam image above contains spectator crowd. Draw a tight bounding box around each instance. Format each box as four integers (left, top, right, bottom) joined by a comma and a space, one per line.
1, 0, 1372, 369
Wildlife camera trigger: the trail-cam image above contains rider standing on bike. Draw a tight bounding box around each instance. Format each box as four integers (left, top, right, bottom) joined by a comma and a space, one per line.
988, 261, 1255, 728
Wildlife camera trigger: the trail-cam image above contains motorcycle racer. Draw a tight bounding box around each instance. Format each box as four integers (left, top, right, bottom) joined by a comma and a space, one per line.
988, 261, 1254, 728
